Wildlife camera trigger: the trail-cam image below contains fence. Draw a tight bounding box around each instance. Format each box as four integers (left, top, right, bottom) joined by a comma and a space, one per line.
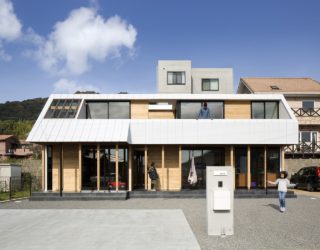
0, 175, 41, 201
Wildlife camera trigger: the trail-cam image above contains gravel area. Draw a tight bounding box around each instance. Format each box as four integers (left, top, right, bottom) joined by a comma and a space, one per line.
1, 196, 320, 250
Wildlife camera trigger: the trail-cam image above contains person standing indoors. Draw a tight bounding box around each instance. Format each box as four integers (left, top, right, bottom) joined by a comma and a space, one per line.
148, 162, 159, 191
268, 171, 296, 213
197, 102, 211, 119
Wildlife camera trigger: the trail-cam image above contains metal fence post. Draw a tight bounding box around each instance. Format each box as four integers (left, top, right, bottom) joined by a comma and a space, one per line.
9, 177, 12, 200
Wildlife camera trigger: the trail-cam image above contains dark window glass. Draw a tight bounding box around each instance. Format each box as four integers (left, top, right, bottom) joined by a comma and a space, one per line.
252, 102, 265, 119
265, 102, 278, 119
82, 146, 97, 190
250, 147, 264, 188
301, 131, 311, 142
45, 99, 81, 118
178, 102, 224, 119
266, 147, 280, 186
47, 145, 53, 191
302, 101, 314, 111
109, 102, 130, 119
167, 71, 186, 85
202, 79, 219, 91
87, 102, 108, 119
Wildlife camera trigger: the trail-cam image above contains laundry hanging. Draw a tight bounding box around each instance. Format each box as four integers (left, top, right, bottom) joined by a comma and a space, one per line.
188, 156, 198, 185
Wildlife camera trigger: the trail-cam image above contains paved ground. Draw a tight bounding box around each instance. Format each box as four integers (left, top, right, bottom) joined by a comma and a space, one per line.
0, 209, 200, 250
1, 195, 320, 250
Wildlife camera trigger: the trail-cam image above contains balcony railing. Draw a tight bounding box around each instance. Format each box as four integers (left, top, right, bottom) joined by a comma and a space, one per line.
285, 142, 320, 156
291, 108, 320, 117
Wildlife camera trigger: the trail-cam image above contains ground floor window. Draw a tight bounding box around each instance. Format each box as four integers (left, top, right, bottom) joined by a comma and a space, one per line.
182, 148, 225, 189
46, 145, 53, 191
82, 146, 97, 190
250, 147, 264, 188
266, 147, 280, 185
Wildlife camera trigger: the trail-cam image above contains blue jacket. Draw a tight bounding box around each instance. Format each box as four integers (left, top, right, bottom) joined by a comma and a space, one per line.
198, 107, 211, 119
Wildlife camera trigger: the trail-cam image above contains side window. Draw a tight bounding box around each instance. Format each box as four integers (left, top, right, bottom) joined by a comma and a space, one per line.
302, 168, 310, 176
297, 168, 304, 176
302, 100, 314, 111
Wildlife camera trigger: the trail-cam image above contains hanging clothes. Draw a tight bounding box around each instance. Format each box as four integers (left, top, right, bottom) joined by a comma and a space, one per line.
188, 156, 198, 185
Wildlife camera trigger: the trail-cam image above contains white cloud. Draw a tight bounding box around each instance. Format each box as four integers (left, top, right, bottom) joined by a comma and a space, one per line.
33, 7, 137, 75
0, 0, 22, 61
53, 78, 100, 94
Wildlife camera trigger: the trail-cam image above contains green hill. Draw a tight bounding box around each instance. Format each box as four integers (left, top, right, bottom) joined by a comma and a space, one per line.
0, 98, 47, 120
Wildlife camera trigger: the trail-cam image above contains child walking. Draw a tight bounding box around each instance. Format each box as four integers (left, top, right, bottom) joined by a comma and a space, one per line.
268, 171, 296, 213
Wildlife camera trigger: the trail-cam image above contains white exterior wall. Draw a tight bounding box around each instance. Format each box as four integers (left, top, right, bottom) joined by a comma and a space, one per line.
157, 60, 192, 93
191, 68, 233, 94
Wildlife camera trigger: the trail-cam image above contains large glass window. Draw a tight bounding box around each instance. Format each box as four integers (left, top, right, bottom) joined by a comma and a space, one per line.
182, 148, 225, 189
177, 101, 224, 119
109, 102, 130, 119
86, 101, 130, 119
252, 101, 278, 119
45, 99, 81, 118
46, 145, 52, 191
266, 147, 280, 186
250, 147, 264, 188
82, 146, 97, 190
87, 102, 108, 119
167, 71, 186, 85
235, 147, 247, 188
202, 79, 219, 91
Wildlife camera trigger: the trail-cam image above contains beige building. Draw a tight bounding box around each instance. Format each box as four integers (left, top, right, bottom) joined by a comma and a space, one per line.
237, 78, 320, 175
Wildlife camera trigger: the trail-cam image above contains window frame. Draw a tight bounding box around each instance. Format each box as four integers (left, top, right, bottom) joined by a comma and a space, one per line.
167, 71, 186, 85
176, 100, 225, 119
85, 100, 131, 119
201, 78, 219, 91
251, 101, 279, 119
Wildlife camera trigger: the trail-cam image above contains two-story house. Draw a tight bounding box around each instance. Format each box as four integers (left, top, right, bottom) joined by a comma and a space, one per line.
27, 61, 298, 195
237, 77, 320, 175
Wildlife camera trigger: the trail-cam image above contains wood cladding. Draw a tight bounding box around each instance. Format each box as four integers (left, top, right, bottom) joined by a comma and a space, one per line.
131, 101, 149, 119
148, 111, 175, 119
224, 101, 251, 119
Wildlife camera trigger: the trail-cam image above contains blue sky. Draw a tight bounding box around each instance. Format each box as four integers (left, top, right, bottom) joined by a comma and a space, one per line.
0, 0, 320, 102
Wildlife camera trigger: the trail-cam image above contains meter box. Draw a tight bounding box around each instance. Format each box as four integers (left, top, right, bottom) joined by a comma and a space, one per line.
207, 166, 234, 236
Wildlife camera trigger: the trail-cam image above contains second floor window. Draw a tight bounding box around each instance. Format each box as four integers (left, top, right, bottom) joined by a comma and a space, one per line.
176, 101, 224, 119
167, 71, 186, 85
302, 100, 314, 111
202, 79, 219, 91
251, 101, 279, 119
86, 101, 130, 119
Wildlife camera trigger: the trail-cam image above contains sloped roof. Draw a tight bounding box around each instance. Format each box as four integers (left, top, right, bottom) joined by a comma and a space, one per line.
240, 78, 320, 93
0, 134, 15, 141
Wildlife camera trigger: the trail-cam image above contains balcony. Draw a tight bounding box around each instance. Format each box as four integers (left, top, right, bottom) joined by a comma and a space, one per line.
291, 108, 320, 117
285, 142, 320, 157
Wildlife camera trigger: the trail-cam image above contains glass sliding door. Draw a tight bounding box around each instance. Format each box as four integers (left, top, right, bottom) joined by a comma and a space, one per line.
118, 147, 128, 190
82, 146, 97, 190
266, 147, 280, 187
250, 147, 264, 188
181, 148, 225, 189
235, 147, 247, 188
46, 145, 53, 191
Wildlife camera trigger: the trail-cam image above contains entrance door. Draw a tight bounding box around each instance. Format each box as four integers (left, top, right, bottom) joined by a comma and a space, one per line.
133, 150, 145, 190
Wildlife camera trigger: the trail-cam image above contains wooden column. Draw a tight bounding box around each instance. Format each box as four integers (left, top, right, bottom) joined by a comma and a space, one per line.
264, 146, 267, 189
144, 146, 148, 190
179, 145, 182, 190
116, 144, 119, 192
97, 144, 100, 191
79, 144, 82, 192
281, 147, 286, 171
41, 145, 45, 191
247, 146, 251, 190
128, 146, 132, 191
230, 146, 234, 167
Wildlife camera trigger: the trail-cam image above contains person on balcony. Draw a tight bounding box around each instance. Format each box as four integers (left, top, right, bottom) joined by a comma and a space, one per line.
197, 102, 211, 119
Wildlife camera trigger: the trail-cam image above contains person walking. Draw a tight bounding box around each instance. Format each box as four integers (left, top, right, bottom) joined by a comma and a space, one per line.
148, 162, 159, 191
197, 102, 211, 119
268, 171, 296, 213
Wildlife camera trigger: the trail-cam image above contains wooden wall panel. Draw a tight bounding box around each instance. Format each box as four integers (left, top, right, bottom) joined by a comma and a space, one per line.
165, 146, 180, 191
225, 101, 251, 119
52, 144, 60, 191
148, 111, 175, 119
131, 101, 149, 119
63, 144, 79, 192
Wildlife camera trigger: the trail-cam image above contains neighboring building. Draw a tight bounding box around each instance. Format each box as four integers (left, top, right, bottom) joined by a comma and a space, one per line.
237, 77, 320, 175
0, 135, 33, 160
157, 60, 233, 94
27, 93, 298, 193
